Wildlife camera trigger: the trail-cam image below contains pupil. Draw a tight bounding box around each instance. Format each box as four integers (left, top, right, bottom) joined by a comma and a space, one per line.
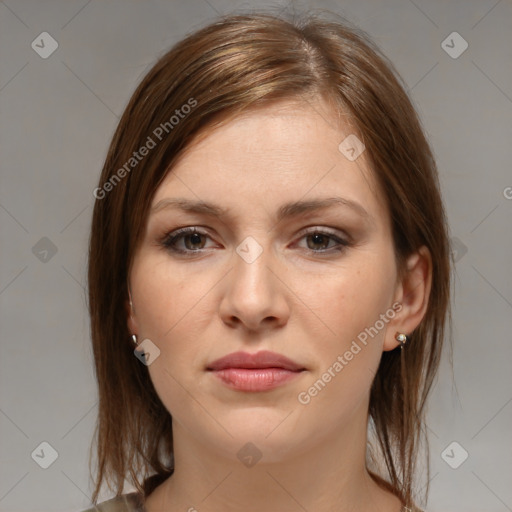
187, 233, 203, 249
310, 234, 327, 249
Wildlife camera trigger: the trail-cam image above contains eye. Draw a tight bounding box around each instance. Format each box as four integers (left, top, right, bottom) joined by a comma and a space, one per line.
296, 229, 351, 254
161, 227, 215, 255
159, 227, 351, 257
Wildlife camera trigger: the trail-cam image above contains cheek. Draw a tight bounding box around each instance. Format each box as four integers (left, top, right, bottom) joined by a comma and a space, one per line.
132, 254, 203, 340
133, 269, 203, 418
292, 255, 396, 407
295, 257, 395, 340
131, 254, 214, 376
294, 269, 393, 419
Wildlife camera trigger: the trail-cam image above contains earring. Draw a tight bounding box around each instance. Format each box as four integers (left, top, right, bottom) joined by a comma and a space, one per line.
132, 334, 138, 345
395, 332, 409, 348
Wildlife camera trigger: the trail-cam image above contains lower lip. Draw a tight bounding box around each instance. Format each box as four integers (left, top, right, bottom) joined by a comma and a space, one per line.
209, 368, 304, 391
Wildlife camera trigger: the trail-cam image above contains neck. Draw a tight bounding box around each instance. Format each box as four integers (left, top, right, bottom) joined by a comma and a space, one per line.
144, 399, 403, 512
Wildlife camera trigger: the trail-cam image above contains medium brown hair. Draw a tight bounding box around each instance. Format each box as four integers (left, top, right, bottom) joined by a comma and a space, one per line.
87, 9, 452, 509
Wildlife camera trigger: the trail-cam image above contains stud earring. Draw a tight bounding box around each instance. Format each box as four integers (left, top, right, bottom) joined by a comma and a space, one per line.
395, 332, 409, 348
132, 334, 138, 345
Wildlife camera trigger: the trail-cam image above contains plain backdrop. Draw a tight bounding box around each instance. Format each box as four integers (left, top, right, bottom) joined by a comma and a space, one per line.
1, 1, 511, 511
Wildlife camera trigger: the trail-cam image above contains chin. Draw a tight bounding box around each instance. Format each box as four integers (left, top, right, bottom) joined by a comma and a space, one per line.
212, 413, 313, 461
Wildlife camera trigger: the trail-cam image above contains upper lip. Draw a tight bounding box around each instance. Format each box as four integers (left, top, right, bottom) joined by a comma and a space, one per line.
207, 350, 305, 372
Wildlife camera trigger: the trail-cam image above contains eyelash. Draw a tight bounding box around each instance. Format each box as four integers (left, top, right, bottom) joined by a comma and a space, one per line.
159, 226, 351, 257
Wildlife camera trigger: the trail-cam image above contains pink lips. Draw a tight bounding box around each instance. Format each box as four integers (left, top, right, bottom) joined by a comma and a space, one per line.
207, 350, 306, 392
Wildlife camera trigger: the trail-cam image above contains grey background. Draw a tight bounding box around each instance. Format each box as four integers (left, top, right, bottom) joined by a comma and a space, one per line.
1, 0, 511, 511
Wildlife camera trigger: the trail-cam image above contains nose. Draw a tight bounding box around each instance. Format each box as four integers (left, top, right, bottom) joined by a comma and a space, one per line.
219, 241, 290, 333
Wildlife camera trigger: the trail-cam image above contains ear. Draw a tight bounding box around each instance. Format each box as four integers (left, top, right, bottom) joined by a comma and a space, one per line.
383, 245, 433, 351
126, 286, 138, 336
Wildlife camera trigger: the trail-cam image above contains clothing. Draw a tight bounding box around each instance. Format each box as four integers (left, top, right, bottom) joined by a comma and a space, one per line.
80, 492, 145, 512
80, 492, 423, 511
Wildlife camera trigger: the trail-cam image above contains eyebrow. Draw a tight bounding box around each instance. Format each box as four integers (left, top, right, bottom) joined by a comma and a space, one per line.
151, 196, 372, 224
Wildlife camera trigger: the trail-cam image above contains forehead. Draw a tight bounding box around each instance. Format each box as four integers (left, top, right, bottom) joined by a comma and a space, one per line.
152, 99, 387, 223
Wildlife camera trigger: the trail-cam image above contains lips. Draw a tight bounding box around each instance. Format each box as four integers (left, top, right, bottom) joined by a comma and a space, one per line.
206, 350, 305, 372
207, 351, 306, 391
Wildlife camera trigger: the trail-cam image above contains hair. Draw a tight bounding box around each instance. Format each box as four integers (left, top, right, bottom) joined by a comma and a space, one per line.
87, 9, 452, 509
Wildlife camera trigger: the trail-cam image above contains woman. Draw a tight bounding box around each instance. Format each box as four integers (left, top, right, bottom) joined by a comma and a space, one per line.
83, 10, 451, 512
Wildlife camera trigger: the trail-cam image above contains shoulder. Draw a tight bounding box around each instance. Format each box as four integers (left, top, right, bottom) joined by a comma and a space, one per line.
79, 492, 145, 512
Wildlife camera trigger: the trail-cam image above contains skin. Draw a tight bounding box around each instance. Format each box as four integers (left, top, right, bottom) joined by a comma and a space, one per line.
127, 98, 432, 512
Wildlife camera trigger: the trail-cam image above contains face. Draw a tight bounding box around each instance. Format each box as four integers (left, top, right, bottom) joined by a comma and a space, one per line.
127, 99, 405, 463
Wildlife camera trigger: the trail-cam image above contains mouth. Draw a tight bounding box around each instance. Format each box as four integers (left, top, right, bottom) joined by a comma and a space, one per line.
206, 350, 306, 392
